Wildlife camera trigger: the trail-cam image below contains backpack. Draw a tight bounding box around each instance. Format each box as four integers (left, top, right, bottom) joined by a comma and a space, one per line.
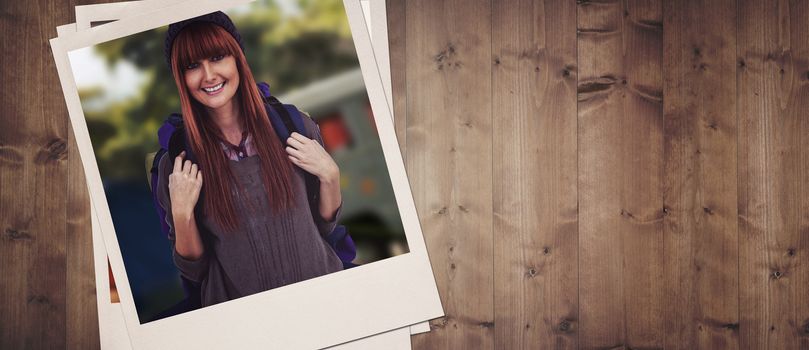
146, 83, 357, 319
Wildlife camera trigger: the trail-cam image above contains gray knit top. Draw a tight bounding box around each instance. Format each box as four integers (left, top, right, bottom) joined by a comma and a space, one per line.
155, 117, 343, 307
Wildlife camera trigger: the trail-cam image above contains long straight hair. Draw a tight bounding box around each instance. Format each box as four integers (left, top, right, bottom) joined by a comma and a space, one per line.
170, 22, 296, 232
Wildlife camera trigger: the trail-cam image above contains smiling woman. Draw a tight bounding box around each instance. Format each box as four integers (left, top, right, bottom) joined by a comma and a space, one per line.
154, 11, 350, 312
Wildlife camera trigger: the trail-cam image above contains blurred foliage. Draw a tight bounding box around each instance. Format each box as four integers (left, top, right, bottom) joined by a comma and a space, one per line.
80, 0, 358, 180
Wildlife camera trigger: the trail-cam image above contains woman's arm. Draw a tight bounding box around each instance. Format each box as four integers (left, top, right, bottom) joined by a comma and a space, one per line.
313, 160, 341, 222
156, 152, 209, 282
168, 151, 206, 260
284, 131, 342, 222
172, 210, 205, 260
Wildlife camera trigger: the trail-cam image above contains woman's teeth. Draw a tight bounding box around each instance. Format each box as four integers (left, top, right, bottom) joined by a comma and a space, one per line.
203, 82, 224, 93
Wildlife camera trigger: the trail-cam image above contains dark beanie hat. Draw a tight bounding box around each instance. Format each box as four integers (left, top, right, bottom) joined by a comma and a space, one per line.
164, 11, 245, 70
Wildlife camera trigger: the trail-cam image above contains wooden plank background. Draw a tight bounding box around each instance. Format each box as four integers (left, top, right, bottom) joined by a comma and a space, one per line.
1, 0, 808, 349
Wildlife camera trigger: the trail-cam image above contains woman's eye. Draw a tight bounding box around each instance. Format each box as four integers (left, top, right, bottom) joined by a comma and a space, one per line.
185, 62, 199, 70
211, 54, 225, 62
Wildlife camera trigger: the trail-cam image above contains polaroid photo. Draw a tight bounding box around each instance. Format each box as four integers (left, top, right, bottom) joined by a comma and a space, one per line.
50, 0, 442, 348
73, 0, 430, 339
61, 0, 428, 347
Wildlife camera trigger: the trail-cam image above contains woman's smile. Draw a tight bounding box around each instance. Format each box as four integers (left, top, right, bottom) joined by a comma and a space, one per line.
202, 81, 226, 95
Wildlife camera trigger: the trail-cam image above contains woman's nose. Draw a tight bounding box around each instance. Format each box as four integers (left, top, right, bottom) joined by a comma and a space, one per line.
201, 61, 216, 81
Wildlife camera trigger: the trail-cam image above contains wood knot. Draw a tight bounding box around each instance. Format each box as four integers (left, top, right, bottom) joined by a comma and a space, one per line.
802, 320, 809, 334
562, 69, 571, 77
0, 144, 24, 165
434, 43, 460, 71
534, 66, 540, 72
787, 248, 796, 257
37, 138, 68, 163
703, 207, 714, 215
458, 205, 469, 213
577, 75, 616, 94
5, 228, 32, 241
542, 247, 550, 255
479, 321, 494, 329
723, 323, 740, 331
558, 320, 572, 332
493, 57, 501, 65
27, 294, 50, 305
779, 68, 785, 74
620, 209, 635, 219
437, 207, 447, 215
738, 59, 746, 68
526, 268, 537, 278
431, 317, 449, 330
693, 47, 701, 57
662, 206, 670, 215
771, 270, 783, 279
449, 263, 456, 270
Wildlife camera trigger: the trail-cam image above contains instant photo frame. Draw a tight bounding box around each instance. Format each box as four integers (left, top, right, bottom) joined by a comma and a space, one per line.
68, 0, 430, 342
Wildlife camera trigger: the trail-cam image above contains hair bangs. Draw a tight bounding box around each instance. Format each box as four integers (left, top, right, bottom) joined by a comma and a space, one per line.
171, 22, 242, 71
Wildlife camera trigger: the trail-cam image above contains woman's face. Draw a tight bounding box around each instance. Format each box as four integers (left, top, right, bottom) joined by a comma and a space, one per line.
183, 54, 240, 112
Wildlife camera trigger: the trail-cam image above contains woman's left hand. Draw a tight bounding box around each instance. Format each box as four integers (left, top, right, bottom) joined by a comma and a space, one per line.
285, 132, 339, 183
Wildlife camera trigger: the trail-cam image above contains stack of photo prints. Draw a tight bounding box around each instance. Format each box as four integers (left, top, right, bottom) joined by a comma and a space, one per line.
50, 0, 442, 348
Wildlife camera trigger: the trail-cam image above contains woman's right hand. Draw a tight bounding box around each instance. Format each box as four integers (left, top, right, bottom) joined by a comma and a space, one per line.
168, 151, 203, 220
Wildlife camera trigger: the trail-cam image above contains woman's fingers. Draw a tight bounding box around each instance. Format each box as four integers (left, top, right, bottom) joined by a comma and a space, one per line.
183, 160, 193, 174
288, 132, 310, 144
286, 135, 307, 150
190, 163, 198, 178
285, 146, 304, 160
173, 151, 186, 173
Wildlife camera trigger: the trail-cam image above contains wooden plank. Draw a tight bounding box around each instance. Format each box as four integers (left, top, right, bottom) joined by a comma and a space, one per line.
739, 1, 809, 349
386, 0, 407, 158
662, 0, 740, 349
66, 129, 99, 350
491, 0, 577, 349
799, 4, 809, 348
577, 0, 664, 348
0, 1, 71, 348
405, 0, 493, 349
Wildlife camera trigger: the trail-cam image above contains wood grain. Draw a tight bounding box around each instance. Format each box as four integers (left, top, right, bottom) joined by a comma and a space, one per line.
386, 0, 407, 159
738, 1, 809, 349
577, 0, 664, 348
405, 0, 494, 349
66, 113, 99, 350
2, 0, 809, 348
491, 0, 578, 349
662, 1, 740, 349
0, 1, 72, 348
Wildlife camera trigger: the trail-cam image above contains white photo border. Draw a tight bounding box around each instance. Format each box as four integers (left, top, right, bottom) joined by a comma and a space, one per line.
50, 0, 442, 349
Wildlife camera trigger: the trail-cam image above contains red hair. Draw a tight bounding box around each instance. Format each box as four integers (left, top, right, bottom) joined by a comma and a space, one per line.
170, 22, 296, 232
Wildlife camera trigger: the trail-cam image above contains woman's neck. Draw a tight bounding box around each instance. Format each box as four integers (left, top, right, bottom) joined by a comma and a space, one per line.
208, 100, 244, 145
